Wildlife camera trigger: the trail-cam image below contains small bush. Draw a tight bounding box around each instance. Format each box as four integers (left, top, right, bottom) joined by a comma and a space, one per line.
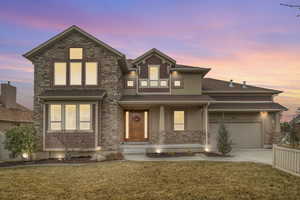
4, 125, 37, 160
217, 122, 232, 156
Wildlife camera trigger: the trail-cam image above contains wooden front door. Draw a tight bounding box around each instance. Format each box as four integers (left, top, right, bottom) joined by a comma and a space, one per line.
125, 111, 148, 142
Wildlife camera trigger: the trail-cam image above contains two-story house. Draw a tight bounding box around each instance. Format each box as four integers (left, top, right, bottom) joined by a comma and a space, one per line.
23, 25, 287, 157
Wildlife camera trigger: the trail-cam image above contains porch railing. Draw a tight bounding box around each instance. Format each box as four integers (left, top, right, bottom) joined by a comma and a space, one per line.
273, 144, 300, 177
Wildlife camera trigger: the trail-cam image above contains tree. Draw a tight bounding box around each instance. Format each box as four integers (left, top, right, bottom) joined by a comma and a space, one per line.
4, 125, 37, 160
289, 121, 299, 148
281, 122, 291, 133
280, 3, 300, 17
217, 122, 232, 156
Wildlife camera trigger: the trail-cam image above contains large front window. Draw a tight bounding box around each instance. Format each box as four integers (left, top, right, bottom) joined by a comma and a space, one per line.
49, 104, 92, 131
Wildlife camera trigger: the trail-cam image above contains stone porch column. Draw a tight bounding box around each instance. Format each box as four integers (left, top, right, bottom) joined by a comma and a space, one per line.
159, 105, 165, 144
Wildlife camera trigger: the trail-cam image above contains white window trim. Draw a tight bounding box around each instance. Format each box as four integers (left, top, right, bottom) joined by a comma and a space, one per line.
139, 79, 149, 88
48, 103, 93, 132
159, 79, 169, 88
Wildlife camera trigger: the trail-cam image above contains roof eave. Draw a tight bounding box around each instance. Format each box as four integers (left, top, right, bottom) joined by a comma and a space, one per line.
203, 90, 282, 94
209, 109, 285, 112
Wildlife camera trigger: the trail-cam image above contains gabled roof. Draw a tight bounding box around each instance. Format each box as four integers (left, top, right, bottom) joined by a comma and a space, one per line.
132, 48, 176, 64
202, 78, 282, 94
23, 25, 125, 59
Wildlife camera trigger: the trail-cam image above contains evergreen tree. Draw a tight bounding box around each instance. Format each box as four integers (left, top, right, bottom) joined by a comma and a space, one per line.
217, 122, 232, 156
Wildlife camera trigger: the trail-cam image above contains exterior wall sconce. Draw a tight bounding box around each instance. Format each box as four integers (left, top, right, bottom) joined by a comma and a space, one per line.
260, 111, 268, 118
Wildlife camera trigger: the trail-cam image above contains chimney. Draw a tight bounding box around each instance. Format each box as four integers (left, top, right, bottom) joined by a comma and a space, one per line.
0, 82, 17, 108
229, 79, 234, 87
242, 81, 247, 88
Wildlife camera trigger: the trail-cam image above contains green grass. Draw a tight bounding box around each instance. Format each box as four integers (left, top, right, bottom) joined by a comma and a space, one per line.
1, 161, 300, 200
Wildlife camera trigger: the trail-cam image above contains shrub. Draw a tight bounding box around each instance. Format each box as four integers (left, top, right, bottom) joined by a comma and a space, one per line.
289, 121, 299, 148
105, 152, 124, 161
4, 125, 37, 160
217, 122, 232, 156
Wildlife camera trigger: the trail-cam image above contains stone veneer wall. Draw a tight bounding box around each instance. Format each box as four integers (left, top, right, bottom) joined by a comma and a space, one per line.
30, 31, 123, 152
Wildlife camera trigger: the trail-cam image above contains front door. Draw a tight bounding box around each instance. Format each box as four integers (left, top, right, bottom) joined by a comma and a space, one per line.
125, 111, 148, 142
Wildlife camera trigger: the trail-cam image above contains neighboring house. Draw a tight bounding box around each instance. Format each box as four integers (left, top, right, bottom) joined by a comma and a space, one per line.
0, 82, 33, 160
23, 25, 287, 157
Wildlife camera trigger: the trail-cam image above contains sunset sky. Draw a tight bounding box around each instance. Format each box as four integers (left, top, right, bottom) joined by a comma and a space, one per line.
0, 0, 299, 121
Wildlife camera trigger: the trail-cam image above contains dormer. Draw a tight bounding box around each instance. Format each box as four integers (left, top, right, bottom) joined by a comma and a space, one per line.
130, 48, 176, 94
123, 48, 211, 95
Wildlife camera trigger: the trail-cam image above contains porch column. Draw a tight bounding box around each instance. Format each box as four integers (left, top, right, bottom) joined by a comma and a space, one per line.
159, 105, 165, 144
203, 104, 209, 150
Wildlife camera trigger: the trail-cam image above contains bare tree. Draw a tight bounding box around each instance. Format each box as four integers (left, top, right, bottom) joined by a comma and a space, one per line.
280, 3, 300, 17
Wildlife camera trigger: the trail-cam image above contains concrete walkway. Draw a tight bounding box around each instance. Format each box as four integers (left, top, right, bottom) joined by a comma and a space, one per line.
124, 149, 273, 165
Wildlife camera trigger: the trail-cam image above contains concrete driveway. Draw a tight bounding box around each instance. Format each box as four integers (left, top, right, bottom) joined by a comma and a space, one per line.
124, 149, 273, 165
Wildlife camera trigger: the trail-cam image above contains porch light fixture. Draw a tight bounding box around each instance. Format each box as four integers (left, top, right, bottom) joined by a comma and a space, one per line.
260, 111, 268, 118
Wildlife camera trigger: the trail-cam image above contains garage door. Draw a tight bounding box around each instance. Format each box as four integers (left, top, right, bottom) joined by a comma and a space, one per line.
209, 122, 262, 148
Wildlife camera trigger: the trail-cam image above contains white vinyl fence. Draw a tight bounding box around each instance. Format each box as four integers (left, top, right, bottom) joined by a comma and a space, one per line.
273, 144, 300, 177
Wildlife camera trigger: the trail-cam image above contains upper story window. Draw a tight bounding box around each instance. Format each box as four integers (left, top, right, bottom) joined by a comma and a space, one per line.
149, 65, 159, 87
54, 63, 67, 85
53, 48, 98, 87
85, 62, 98, 85
69, 48, 83, 59
70, 62, 82, 85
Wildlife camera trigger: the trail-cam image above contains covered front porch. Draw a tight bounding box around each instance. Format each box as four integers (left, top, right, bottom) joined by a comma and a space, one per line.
119, 95, 213, 152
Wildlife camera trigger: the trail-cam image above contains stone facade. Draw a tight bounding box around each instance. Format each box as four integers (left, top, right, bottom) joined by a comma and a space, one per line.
30, 31, 123, 152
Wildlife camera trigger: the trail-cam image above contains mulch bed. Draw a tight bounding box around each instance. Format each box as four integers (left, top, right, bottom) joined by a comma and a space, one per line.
203, 151, 232, 157
0, 156, 96, 168
146, 152, 196, 158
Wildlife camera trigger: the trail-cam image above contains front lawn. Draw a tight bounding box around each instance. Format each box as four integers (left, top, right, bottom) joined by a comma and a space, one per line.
1, 161, 300, 200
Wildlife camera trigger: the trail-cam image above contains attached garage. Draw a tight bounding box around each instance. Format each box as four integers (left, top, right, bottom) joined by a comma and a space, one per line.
209, 122, 262, 148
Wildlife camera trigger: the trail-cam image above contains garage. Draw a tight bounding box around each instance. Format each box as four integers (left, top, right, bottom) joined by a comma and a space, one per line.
209, 122, 262, 148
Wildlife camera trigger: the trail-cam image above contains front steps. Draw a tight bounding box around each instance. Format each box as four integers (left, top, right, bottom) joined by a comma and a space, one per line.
120, 143, 204, 155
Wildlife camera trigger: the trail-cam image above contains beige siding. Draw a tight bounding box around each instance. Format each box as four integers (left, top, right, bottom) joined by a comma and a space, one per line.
171, 72, 202, 95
